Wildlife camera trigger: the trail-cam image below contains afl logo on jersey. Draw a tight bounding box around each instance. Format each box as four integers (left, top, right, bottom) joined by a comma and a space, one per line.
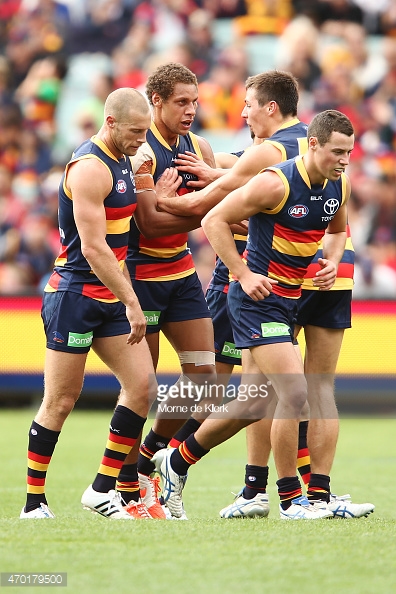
116, 179, 127, 193
288, 204, 309, 218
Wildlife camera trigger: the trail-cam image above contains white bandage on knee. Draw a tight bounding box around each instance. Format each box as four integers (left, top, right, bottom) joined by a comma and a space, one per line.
178, 351, 215, 367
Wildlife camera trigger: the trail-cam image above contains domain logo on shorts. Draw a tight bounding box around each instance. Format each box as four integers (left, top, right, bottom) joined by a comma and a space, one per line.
68, 331, 93, 347
261, 322, 289, 338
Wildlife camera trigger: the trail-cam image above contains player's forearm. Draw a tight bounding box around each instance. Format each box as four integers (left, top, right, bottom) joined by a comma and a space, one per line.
82, 244, 139, 307
135, 211, 202, 238
202, 218, 247, 280
322, 231, 347, 267
158, 172, 238, 217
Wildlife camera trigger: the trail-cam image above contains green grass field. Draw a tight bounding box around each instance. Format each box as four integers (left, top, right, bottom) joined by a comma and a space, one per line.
0, 410, 395, 594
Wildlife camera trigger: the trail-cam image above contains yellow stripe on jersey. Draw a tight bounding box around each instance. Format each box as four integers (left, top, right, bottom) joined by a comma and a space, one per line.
303, 277, 354, 291
64, 153, 114, 199
297, 137, 308, 155
345, 236, 354, 251
272, 236, 319, 257
150, 121, 178, 150
54, 256, 67, 267
277, 118, 301, 130
43, 283, 56, 292
139, 244, 188, 258
263, 168, 290, 214
295, 155, 311, 187
143, 267, 195, 282
92, 136, 121, 162
341, 172, 347, 204
270, 272, 305, 285
106, 217, 131, 235
266, 140, 287, 161
189, 132, 203, 159
105, 439, 132, 454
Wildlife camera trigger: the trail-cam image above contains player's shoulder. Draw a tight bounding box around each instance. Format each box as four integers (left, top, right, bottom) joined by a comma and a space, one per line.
130, 142, 154, 173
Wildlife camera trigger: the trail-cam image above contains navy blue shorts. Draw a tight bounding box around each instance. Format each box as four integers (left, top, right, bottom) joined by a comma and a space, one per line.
131, 272, 211, 334
206, 287, 241, 365
41, 291, 130, 353
296, 289, 352, 329
227, 281, 297, 348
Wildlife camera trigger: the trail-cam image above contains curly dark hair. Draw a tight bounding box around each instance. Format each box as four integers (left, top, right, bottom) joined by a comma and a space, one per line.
145, 63, 198, 105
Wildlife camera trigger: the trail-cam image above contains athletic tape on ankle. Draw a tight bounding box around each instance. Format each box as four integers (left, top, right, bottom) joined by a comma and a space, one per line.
178, 351, 215, 366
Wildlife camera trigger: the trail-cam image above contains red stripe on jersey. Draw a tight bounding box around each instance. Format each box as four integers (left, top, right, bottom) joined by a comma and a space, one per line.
268, 260, 306, 282
109, 434, 135, 447
337, 262, 354, 279
82, 284, 117, 301
305, 261, 354, 280
105, 203, 137, 220
56, 245, 68, 261
139, 232, 188, 249
135, 253, 194, 280
28, 451, 51, 464
273, 223, 324, 244
46, 271, 62, 290
112, 245, 128, 262
272, 285, 301, 298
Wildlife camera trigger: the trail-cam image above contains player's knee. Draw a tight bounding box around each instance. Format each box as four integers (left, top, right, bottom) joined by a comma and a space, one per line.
178, 351, 216, 379
44, 393, 78, 421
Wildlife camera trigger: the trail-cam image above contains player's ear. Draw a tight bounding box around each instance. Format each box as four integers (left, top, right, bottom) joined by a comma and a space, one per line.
309, 136, 318, 150
152, 92, 162, 107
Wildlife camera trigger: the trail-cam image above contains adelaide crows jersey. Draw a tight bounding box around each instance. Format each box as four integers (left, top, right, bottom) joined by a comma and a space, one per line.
301, 223, 354, 290
246, 155, 348, 299
208, 119, 308, 292
44, 136, 137, 302
128, 122, 203, 281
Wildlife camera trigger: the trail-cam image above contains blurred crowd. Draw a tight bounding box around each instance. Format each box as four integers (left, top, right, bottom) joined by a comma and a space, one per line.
1, 0, 396, 298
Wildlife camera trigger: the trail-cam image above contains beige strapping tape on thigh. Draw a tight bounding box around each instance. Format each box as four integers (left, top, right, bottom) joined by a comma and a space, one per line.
178, 351, 215, 366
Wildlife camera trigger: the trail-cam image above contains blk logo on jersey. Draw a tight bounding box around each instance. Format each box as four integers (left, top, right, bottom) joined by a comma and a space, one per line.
288, 204, 309, 218
116, 179, 127, 193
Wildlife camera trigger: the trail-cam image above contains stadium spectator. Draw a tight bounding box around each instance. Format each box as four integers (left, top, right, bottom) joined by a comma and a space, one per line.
15, 55, 68, 144
197, 45, 249, 130
185, 9, 218, 81
0, 2, 394, 298
233, 0, 293, 36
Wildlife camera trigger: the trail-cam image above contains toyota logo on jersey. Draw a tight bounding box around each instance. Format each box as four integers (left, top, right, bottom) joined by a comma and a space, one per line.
324, 198, 340, 215
288, 204, 309, 218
